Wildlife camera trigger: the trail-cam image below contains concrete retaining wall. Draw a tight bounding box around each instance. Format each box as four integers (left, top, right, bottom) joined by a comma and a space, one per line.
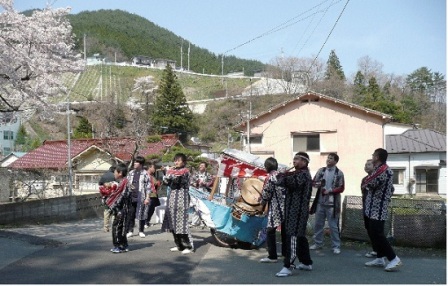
0, 194, 103, 226
0, 169, 12, 202
1, 194, 445, 248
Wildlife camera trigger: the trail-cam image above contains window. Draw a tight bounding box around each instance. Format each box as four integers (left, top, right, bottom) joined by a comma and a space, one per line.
245, 135, 262, 144
293, 134, 320, 152
3, 147, 11, 156
416, 168, 439, 193
3, 130, 13, 140
250, 135, 262, 144
391, 168, 405, 185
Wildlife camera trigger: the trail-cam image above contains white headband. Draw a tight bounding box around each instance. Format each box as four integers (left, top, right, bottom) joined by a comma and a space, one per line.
296, 155, 310, 162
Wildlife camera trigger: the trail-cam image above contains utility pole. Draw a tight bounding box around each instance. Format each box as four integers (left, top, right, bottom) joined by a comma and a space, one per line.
83, 34, 86, 62
246, 101, 251, 153
187, 42, 190, 71
66, 73, 80, 196
221, 55, 224, 84
180, 40, 183, 70
99, 62, 103, 100
67, 98, 72, 196
247, 78, 252, 153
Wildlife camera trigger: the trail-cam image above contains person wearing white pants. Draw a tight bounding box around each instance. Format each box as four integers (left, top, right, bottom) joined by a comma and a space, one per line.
309, 153, 345, 254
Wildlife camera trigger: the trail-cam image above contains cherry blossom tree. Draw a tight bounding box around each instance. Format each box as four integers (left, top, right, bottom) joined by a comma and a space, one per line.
0, 0, 84, 116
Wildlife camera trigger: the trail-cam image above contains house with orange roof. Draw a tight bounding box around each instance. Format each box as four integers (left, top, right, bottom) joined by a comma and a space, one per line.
233, 91, 397, 197
7, 134, 182, 200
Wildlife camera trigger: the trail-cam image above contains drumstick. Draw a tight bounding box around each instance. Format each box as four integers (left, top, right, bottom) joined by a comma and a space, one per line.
251, 185, 261, 194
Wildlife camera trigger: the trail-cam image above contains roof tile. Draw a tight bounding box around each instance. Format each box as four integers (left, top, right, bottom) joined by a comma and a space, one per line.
9, 135, 180, 169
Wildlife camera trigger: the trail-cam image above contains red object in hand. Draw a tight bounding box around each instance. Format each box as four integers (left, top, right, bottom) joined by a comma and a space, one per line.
99, 183, 117, 196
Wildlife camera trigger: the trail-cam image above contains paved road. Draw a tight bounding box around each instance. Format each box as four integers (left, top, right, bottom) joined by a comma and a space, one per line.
0, 218, 445, 284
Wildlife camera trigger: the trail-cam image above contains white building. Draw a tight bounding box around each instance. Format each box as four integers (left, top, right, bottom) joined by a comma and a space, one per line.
386, 128, 446, 197
0, 112, 21, 156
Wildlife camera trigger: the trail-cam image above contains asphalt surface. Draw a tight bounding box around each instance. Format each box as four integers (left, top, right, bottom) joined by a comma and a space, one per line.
0, 217, 446, 284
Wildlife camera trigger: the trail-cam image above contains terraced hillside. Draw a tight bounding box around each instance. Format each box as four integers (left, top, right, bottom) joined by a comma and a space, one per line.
57, 65, 255, 104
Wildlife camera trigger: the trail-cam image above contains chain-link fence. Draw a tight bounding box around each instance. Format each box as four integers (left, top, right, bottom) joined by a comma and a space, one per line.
341, 196, 446, 248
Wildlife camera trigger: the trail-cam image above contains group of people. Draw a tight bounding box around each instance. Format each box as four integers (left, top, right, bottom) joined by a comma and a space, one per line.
99, 148, 402, 275
99, 153, 207, 255
259, 148, 401, 277
98, 155, 167, 253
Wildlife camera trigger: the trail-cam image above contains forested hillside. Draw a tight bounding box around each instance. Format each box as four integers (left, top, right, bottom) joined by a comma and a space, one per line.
68, 10, 265, 75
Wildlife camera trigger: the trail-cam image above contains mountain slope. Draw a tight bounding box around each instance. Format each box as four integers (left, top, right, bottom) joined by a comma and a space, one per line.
68, 9, 265, 75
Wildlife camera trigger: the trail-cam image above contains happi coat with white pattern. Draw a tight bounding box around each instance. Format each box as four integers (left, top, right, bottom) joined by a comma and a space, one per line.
277, 167, 313, 237
260, 170, 285, 229
161, 167, 191, 234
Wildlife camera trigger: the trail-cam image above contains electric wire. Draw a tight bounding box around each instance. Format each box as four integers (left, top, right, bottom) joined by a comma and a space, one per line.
293, 0, 335, 57
306, 0, 350, 74
222, 0, 343, 56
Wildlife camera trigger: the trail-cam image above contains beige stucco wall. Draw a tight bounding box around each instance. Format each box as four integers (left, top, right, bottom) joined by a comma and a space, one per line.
247, 98, 387, 197
75, 149, 114, 172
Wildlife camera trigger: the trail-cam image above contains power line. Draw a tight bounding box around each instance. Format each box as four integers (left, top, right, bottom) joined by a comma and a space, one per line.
221, 0, 343, 56
307, 0, 351, 74
293, 0, 334, 57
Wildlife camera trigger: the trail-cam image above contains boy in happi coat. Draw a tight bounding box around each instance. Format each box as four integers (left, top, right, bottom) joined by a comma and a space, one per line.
259, 157, 286, 263
161, 153, 194, 254
275, 152, 313, 277
105, 163, 131, 253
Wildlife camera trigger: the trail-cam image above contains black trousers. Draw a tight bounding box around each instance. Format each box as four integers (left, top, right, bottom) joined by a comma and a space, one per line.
173, 232, 192, 250
112, 212, 128, 248
266, 222, 286, 259
283, 234, 313, 268
145, 198, 158, 225
126, 201, 145, 233
364, 215, 377, 252
366, 217, 396, 261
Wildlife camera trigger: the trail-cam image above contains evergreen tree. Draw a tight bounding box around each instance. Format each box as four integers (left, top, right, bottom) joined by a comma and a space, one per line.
73, 116, 93, 139
15, 124, 28, 145
359, 77, 412, 123
352, 71, 366, 104
365, 77, 383, 103
406, 67, 433, 94
113, 105, 127, 129
30, 138, 42, 150
151, 64, 197, 142
325, 50, 345, 81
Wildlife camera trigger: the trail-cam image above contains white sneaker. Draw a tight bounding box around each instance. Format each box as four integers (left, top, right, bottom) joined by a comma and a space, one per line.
365, 257, 386, 267
182, 249, 193, 254
297, 263, 313, 271
275, 267, 292, 277
309, 244, 322, 250
144, 224, 149, 229
126, 232, 133, 238
333, 248, 341, 254
385, 256, 402, 272
170, 247, 180, 252
139, 232, 145, 238
365, 251, 377, 258
260, 257, 278, 263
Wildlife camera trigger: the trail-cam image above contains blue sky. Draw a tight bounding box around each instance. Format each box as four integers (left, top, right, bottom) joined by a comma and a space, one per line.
12, 0, 446, 78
